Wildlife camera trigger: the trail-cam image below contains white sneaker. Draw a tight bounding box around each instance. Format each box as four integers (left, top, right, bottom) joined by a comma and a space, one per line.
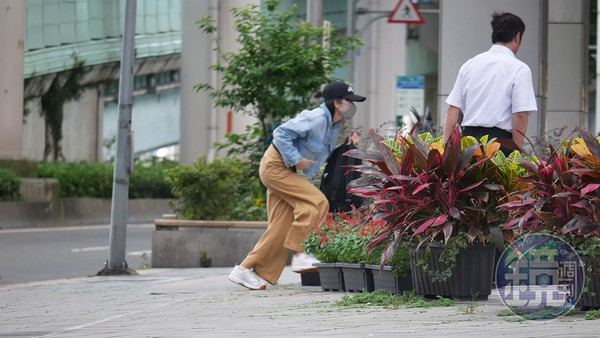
291, 253, 320, 273
228, 265, 266, 290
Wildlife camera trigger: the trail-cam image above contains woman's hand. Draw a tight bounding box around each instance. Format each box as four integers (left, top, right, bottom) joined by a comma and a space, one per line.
296, 158, 315, 171
348, 130, 360, 145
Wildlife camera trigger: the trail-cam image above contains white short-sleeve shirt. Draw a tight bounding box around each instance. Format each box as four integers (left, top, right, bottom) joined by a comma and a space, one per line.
446, 45, 538, 132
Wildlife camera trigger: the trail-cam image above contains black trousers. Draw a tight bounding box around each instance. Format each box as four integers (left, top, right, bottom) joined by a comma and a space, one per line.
462, 126, 514, 156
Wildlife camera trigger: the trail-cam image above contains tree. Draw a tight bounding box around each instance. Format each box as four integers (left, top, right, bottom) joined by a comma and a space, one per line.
195, 0, 361, 165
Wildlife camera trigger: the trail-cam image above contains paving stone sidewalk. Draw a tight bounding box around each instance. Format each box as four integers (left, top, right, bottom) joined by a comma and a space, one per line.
0, 267, 597, 337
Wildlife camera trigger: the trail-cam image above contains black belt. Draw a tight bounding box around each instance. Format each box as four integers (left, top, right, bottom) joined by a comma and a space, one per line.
462, 126, 512, 139
461, 126, 514, 156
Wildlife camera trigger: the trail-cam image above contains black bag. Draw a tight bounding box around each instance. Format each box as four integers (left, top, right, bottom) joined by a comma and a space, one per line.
319, 141, 363, 212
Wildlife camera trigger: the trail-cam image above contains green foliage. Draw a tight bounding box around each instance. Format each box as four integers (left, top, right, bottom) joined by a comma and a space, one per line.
457, 293, 480, 314
40, 56, 90, 161
195, 0, 361, 164
163, 155, 266, 221
301, 211, 411, 273
586, 309, 600, 320
336, 290, 454, 309
0, 169, 21, 201
129, 159, 178, 199
38, 159, 176, 199
414, 232, 470, 283
497, 309, 514, 317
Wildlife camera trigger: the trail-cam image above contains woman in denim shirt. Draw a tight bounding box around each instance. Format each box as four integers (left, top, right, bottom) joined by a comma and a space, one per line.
229, 81, 366, 290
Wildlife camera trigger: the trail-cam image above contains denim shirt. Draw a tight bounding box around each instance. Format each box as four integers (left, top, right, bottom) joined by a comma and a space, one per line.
272, 103, 341, 179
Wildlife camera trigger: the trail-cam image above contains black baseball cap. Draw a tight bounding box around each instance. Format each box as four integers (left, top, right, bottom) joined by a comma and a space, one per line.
322, 81, 366, 102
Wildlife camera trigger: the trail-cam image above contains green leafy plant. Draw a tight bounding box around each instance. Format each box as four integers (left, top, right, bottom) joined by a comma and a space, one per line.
136, 252, 151, 270
497, 309, 514, 317
37, 159, 177, 199
458, 292, 480, 314
586, 309, 600, 320
163, 155, 266, 221
302, 211, 379, 263
0, 169, 21, 201
195, 0, 361, 165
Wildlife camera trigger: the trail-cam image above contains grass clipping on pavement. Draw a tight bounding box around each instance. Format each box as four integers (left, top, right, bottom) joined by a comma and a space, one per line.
335, 290, 454, 309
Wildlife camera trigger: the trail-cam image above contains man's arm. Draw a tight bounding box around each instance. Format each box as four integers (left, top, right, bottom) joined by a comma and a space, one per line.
443, 105, 461, 143
512, 111, 529, 148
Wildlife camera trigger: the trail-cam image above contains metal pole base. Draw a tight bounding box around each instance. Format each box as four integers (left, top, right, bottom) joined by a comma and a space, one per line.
96, 260, 138, 276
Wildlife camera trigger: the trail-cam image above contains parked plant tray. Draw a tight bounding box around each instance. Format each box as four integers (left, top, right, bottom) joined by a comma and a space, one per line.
300, 271, 321, 286
337, 263, 374, 292
365, 264, 412, 294
314, 262, 345, 292
577, 255, 600, 309
409, 243, 495, 300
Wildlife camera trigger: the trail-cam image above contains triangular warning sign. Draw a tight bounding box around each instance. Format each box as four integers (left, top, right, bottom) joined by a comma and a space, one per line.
388, 0, 424, 24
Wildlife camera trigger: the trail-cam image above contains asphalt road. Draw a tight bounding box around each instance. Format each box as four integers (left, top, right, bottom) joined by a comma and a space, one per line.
0, 224, 153, 285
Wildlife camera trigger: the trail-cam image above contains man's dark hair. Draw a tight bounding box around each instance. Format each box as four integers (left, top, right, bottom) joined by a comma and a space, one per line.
491, 12, 525, 44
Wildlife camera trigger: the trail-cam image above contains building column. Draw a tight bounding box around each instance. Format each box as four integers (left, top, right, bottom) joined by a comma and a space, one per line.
546, 0, 589, 134
0, 1, 25, 158
180, 0, 213, 165
438, 0, 548, 140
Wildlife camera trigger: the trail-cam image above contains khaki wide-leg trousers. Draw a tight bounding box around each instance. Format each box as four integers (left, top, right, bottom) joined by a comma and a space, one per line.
241, 145, 329, 284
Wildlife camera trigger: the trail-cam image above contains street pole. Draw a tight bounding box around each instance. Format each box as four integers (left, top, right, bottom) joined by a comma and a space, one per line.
98, 0, 137, 276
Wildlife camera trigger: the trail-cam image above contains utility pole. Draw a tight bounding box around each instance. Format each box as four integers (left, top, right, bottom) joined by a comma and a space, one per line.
98, 0, 137, 276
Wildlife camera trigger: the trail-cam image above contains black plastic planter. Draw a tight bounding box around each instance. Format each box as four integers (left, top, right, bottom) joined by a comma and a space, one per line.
337, 263, 374, 292
314, 262, 345, 291
409, 243, 495, 300
365, 264, 412, 294
578, 255, 600, 309
300, 271, 321, 286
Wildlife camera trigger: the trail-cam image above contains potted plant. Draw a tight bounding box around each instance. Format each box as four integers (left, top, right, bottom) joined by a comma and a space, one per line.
302, 211, 385, 292
364, 240, 412, 295
302, 211, 353, 291
333, 229, 375, 292
499, 128, 600, 308
346, 126, 508, 299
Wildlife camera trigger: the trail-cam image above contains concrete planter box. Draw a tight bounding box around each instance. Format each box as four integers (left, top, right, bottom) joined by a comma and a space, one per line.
152, 216, 269, 268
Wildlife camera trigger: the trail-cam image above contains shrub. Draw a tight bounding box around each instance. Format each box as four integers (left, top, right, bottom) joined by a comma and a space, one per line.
163, 155, 266, 221
39, 161, 113, 198
38, 159, 176, 199
129, 160, 178, 198
0, 169, 21, 201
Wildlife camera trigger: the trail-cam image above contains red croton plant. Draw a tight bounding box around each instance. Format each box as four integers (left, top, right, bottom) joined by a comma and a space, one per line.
499, 128, 600, 251
345, 126, 507, 264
